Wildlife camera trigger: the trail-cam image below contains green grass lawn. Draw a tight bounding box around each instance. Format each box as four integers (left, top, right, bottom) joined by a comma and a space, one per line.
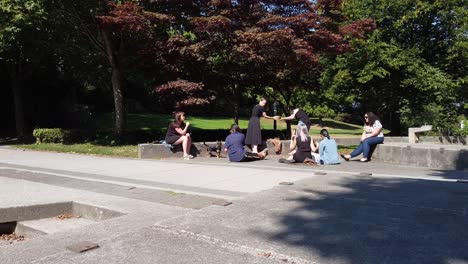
15, 143, 138, 158
95, 113, 372, 135
95, 113, 288, 130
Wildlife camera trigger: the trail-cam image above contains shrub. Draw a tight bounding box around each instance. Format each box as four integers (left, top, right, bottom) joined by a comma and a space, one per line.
33, 128, 67, 143
33, 128, 93, 144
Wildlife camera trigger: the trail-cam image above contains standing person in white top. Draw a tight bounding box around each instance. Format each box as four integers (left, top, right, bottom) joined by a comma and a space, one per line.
341, 112, 384, 162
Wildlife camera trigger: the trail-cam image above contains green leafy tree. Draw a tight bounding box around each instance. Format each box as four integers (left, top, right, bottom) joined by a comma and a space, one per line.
0, 0, 49, 138
52, 0, 171, 136
322, 0, 466, 135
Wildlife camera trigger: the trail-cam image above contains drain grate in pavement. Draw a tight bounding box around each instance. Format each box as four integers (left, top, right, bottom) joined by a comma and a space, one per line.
67, 241, 99, 253
211, 201, 232, 207
314, 172, 327, 175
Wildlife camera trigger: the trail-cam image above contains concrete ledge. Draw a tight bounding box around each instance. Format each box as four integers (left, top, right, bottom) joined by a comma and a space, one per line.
372, 143, 468, 170
418, 136, 467, 145
139, 137, 410, 159
138, 142, 221, 159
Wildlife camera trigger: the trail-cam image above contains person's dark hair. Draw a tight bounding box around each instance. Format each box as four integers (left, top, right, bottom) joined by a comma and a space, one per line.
230, 124, 241, 134
320, 129, 330, 139
260, 97, 267, 103
173, 111, 185, 126
364, 112, 380, 126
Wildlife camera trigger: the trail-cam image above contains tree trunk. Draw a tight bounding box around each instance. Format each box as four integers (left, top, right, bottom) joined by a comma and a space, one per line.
11, 73, 25, 139
101, 28, 125, 135
387, 111, 402, 136
234, 104, 239, 125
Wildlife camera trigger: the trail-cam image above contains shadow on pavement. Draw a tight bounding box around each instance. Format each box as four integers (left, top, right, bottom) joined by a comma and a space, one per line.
257, 176, 468, 264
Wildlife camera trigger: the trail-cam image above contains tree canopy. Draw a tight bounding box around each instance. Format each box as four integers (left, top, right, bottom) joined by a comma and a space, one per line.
0, 0, 466, 138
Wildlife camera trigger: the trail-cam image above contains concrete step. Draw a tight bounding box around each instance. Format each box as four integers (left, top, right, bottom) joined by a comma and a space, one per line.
18, 217, 96, 234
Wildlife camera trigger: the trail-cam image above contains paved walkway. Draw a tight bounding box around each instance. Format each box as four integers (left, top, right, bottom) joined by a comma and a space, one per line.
1, 147, 468, 264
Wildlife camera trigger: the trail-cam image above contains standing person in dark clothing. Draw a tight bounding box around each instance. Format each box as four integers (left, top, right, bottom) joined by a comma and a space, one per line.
165, 111, 194, 160
279, 123, 313, 163
224, 124, 267, 162
245, 98, 276, 153
280, 108, 312, 130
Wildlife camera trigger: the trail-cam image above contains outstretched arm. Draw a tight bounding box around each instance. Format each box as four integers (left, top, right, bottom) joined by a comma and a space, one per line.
262, 112, 275, 119
281, 109, 298, 121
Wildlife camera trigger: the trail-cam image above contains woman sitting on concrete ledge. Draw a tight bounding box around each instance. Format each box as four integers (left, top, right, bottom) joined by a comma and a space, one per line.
224, 124, 267, 162
165, 111, 194, 160
341, 112, 384, 162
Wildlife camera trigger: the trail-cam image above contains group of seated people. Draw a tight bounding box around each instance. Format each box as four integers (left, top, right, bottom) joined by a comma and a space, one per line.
225, 122, 341, 165
165, 110, 384, 164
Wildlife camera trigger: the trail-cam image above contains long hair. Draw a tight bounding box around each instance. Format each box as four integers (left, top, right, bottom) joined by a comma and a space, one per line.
230, 124, 241, 134
320, 129, 330, 139
173, 111, 185, 127
296, 123, 309, 142
365, 112, 380, 126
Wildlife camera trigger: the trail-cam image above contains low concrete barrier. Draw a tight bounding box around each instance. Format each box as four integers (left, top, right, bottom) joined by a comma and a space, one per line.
138, 142, 222, 159
372, 143, 468, 170
418, 136, 467, 145
408, 125, 433, 144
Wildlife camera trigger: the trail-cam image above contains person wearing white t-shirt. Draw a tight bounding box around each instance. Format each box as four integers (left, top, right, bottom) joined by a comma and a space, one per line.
341, 112, 384, 162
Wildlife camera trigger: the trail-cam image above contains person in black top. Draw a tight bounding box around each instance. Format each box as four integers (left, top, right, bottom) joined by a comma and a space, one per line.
245, 97, 276, 153
280, 108, 312, 130
165, 111, 194, 160
279, 123, 314, 163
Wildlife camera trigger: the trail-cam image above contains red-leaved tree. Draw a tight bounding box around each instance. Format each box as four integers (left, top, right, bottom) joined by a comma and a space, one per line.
159, 0, 374, 126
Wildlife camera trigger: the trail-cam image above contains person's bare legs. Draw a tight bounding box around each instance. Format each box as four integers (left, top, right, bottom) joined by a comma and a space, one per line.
186, 134, 192, 156
173, 136, 192, 158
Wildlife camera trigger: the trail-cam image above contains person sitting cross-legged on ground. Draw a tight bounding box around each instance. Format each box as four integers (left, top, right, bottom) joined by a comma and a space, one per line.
165, 111, 194, 160
279, 123, 313, 163
315, 129, 341, 165
224, 124, 267, 162
341, 112, 384, 162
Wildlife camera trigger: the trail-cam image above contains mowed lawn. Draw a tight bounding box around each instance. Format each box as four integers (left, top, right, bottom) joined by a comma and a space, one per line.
14, 143, 138, 158
95, 113, 369, 135
95, 113, 287, 130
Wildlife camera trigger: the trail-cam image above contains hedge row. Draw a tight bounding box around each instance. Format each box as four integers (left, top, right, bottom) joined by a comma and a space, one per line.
33, 128, 92, 144
32, 128, 289, 144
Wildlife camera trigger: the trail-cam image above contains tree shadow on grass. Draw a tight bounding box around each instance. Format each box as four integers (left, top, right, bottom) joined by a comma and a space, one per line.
256, 176, 468, 264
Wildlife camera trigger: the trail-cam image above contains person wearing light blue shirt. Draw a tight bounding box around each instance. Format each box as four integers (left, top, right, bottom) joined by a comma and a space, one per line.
317, 129, 340, 165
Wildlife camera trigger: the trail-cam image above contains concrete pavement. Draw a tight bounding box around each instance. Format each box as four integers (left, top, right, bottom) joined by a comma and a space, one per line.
1, 147, 468, 264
